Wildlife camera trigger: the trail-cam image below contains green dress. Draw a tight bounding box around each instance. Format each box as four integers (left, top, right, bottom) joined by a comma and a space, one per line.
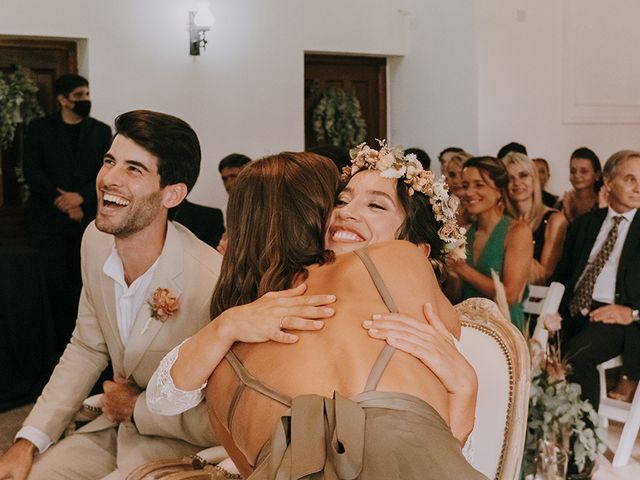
461, 215, 525, 330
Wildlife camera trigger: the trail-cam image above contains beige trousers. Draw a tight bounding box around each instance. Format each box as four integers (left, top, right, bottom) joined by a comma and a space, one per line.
28, 423, 203, 480
29, 428, 118, 480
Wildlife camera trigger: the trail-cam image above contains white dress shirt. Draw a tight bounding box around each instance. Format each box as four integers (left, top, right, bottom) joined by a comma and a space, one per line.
16, 247, 159, 453
587, 208, 637, 304
102, 246, 159, 345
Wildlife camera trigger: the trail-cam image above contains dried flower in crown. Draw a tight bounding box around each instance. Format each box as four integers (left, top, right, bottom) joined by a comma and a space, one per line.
342, 140, 467, 261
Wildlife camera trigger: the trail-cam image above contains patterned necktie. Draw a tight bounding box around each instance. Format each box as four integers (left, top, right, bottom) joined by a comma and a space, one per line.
569, 215, 624, 316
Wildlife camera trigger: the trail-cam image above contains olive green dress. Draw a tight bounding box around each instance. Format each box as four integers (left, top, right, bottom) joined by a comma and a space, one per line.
461, 215, 526, 330
220, 249, 488, 480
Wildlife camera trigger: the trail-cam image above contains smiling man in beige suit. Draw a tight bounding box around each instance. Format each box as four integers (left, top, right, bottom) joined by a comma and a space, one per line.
0, 110, 222, 480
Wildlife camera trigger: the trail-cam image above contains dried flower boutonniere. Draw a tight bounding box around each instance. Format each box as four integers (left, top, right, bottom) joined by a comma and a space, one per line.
140, 287, 180, 334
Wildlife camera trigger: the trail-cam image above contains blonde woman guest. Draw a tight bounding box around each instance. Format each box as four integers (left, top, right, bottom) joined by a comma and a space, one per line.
443, 151, 473, 198
558, 147, 603, 222
503, 152, 568, 285
447, 156, 533, 330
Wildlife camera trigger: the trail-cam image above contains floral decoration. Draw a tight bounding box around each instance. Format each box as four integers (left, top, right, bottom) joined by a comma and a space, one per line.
311, 86, 367, 149
525, 334, 606, 476
0, 67, 43, 150
141, 288, 180, 334
343, 140, 467, 261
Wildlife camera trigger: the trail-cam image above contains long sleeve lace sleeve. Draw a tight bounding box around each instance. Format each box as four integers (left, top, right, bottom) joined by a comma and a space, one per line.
146, 339, 207, 415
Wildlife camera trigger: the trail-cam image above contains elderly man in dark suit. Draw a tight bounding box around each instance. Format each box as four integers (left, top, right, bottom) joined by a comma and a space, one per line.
554, 149, 640, 409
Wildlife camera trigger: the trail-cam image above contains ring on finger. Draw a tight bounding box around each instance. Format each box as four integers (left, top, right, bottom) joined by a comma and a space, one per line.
279, 318, 284, 330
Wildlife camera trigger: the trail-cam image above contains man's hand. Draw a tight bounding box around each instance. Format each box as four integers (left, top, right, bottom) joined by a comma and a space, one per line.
589, 304, 634, 325
67, 206, 84, 222
0, 438, 36, 480
102, 376, 142, 423
53, 188, 83, 213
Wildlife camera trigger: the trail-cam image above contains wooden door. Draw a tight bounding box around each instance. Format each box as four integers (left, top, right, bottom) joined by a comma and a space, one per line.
0, 37, 77, 240
305, 55, 386, 149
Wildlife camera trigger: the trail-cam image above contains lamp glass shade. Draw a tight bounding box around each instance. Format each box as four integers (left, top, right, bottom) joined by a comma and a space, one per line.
194, 2, 215, 27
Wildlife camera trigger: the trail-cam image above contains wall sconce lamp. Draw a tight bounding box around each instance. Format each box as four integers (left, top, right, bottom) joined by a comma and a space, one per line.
189, 2, 215, 55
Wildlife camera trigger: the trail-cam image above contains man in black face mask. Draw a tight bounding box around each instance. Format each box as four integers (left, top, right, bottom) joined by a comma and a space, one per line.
24, 73, 112, 357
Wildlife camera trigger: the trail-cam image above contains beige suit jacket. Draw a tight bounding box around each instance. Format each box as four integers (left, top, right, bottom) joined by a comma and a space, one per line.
23, 221, 222, 457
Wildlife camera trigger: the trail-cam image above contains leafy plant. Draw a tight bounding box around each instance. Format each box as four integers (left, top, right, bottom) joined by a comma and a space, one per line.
0, 67, 44, 150
312, 86, 366, 149
525, 335, 606, 476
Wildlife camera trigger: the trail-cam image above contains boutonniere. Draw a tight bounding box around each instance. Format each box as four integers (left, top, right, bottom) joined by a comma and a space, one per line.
140, 287, 180, 334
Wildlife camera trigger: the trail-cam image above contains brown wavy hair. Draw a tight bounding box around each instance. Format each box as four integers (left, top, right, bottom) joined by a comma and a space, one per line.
210, 152, 340, 318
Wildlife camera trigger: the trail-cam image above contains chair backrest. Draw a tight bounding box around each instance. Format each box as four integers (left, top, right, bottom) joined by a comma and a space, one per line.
523, 284, 550, 316
457, 297, 531, 480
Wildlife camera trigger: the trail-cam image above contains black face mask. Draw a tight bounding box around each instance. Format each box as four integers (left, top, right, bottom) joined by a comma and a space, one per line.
72, 100, 92, 118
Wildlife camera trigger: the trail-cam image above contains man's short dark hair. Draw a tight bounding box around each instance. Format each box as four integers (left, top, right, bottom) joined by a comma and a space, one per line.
405, 148, 431, 170
307, 144, 350, 170
54, 74, 89, 96
218, 153, 251, 172
497, 142, 527, 159
114, 110, 201, 193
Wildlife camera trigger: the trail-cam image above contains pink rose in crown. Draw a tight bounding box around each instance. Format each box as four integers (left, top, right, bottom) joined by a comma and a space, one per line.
149, 288, 180, 322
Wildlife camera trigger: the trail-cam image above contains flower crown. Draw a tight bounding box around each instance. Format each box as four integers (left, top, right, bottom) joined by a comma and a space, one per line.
341, 140, 467, 261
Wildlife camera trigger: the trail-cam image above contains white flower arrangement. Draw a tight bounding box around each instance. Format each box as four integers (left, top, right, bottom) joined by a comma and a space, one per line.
343, 140, 467, 261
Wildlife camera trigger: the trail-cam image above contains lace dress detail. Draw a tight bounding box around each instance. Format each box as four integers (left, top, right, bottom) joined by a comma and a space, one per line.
146, 339, 207, 415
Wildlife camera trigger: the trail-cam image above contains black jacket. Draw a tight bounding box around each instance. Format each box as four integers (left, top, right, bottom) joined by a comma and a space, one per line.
170, 200, 225, 249
23, 112, 112, 233
553, 207, 640, 316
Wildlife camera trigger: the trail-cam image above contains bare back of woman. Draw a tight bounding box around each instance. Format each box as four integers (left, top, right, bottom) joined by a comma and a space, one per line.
207, 241, 457, 469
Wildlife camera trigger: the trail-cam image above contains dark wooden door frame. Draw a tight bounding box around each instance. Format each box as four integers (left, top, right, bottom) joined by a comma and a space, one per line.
0, 36, 78, 239
304, 54, 387, 149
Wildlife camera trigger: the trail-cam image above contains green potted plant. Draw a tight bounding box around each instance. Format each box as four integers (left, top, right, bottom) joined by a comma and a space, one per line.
0, 67, 44, 196
0, 67, 43, 149
524, 337, 606, 479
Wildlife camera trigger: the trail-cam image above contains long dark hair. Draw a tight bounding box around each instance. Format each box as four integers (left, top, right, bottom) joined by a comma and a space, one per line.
463, 156, 516, 216
570, 147, 603, 192
210, 152, 340, 318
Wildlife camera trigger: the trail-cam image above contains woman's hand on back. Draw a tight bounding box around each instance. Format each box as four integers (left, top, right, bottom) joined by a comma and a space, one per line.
219, 283, 337, 344
362, 303, 477, 396
363, 303, 478, 443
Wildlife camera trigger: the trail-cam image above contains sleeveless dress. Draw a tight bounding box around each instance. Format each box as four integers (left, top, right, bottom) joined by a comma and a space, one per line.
217, 249, 488, 480
532, 209, 555, 261
461, 215, 526, 330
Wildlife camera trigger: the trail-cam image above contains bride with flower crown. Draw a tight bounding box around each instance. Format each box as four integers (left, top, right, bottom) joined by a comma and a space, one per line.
146, 144, 486, 479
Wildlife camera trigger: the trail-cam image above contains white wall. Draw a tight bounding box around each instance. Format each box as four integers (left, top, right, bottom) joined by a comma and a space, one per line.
5, 1, 638, 205
0, 0, 410, 209
389, 0, 479, 174
475, 0, 640, 195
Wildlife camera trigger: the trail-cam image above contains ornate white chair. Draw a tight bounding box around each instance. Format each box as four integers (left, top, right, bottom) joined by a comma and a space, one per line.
597, 356, 640, 467
456, 297, 531, 480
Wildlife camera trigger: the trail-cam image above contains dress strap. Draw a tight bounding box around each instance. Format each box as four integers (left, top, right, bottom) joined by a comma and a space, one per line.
224, 351, 292, 408
354, 248, 399, 392
354, 249, 399, 313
